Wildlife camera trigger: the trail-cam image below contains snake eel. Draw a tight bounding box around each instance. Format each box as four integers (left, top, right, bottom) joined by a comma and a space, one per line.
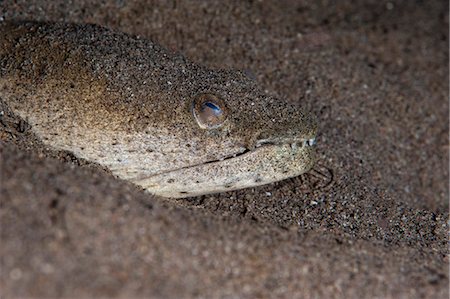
0, 21, 317, 198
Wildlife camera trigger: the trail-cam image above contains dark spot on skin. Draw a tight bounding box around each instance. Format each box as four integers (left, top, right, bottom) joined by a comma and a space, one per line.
224, 184, 233, 188
254, 178, 262, 183
180, 191, 188, 194
195, 181, 200, 184
17, 119, 30, 133
167, 179, 174, 183
186, 144, 191, 147
48, 199, 60, 225
49, 199, 58, 209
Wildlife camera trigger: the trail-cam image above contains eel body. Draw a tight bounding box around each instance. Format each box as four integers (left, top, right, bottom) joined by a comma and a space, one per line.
0, 21, 317, 198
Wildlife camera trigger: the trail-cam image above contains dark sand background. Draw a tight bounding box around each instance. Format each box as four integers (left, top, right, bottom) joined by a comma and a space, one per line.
0, 0, 448, 298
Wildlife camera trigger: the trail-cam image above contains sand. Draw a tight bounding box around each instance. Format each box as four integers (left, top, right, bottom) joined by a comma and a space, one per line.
0, 1, 448, 298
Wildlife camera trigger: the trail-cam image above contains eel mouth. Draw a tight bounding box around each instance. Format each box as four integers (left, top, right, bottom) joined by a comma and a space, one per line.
133, 137, 317, 198
136, 137, 317, 179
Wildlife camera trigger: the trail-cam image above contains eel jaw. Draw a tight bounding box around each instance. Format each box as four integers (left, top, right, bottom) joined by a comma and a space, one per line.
133, 137, 317, 198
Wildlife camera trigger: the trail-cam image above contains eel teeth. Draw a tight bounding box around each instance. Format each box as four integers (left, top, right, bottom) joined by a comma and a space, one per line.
303, 138, 316, 147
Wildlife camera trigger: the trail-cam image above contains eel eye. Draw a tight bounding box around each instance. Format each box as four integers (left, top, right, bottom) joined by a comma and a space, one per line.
192, 93, 228, 129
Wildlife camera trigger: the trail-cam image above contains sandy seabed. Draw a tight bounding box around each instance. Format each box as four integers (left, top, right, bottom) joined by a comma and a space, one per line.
0, 1, 448, 298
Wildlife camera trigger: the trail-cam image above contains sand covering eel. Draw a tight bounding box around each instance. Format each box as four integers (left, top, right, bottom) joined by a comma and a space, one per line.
0, 21, 317, 198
